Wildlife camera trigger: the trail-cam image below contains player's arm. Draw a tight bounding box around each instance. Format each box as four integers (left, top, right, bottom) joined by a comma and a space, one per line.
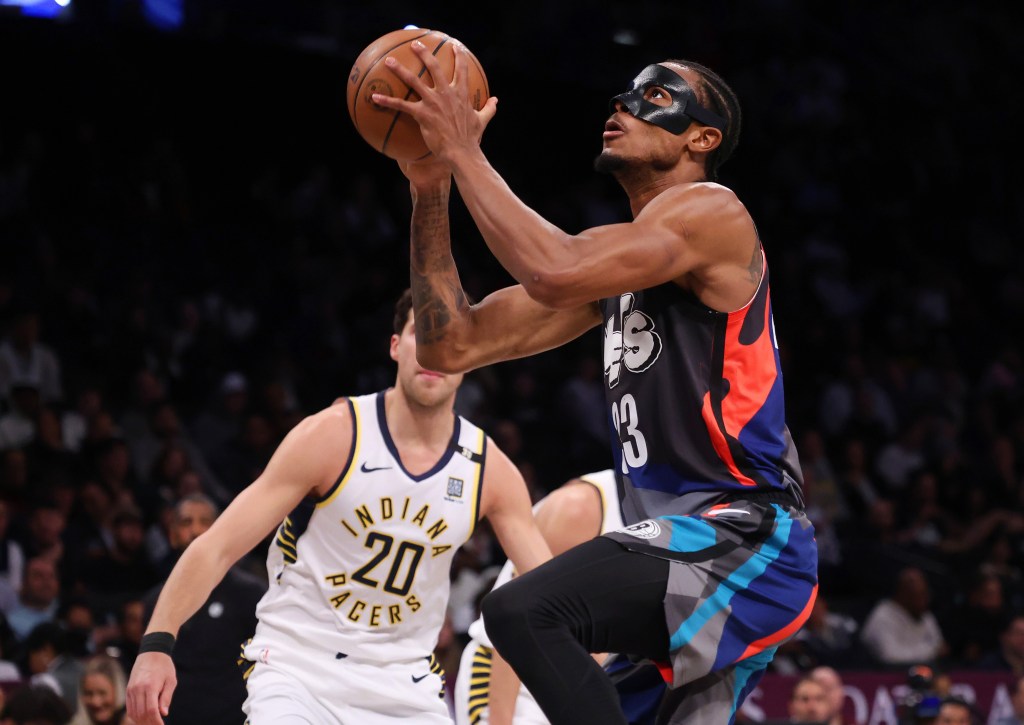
401, 158, 601, 375
126, 404, 354, 725
378, 44, 755, 310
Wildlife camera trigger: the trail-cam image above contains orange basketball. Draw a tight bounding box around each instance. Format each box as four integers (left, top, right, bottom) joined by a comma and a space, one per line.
346, 28, 489, 161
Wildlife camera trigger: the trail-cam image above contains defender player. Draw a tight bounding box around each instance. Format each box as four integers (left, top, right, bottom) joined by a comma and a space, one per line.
455, 469, 668, 725
126, 290, 551, 725
376, 48, 819, 724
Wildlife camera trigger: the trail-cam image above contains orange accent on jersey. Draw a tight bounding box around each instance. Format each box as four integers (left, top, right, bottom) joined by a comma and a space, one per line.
702, 288, 779, 486
735, 583, 818, 662
655, 659, 674, 684
702, 392, 757, 486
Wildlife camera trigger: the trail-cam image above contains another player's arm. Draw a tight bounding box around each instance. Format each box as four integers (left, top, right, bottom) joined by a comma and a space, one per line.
402, 158, 601, 375
126, 404, 354, 725
379, 44, 755, 310
487, 480, 606, 725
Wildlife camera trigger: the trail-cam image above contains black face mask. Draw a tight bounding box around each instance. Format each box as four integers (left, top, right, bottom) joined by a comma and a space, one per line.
610, 64, 726, 135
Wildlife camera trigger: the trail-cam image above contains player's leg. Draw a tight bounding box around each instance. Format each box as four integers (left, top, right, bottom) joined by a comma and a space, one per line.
482, 536, 671, 725
242, 664, 331, 725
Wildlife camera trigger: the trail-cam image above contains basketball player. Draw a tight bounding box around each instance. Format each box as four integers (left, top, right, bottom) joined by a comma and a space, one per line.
456, 469, 662, 725
125, 289, 551, 725
375, 46, 819, 725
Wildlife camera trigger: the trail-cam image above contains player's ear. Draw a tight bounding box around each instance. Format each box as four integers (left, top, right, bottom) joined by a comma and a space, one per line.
688, 125, 722, 153
390, 334, 400, 361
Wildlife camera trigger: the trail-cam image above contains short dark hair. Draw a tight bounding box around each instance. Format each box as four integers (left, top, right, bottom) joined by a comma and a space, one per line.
393, 289, 413, 335
0, 683, 72, 724
665, 59, 742, 181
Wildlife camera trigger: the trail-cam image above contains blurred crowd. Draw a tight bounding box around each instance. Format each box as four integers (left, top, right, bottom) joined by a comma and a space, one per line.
1, 1, 1022, 723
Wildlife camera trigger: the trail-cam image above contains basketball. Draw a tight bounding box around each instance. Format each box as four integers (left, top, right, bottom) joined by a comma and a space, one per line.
346, 28, 489, 161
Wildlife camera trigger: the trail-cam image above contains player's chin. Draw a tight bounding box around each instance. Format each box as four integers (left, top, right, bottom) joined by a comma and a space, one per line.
593, 149, 628, 174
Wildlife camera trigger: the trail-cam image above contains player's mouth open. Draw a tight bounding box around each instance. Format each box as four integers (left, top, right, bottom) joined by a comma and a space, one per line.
603, 120, 625, 139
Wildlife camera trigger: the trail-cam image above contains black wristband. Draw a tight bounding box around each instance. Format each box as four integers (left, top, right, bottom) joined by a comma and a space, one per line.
139, 631, 176, 655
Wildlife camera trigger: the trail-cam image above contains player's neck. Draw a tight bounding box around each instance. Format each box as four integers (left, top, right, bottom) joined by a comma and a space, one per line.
618, 166, 709, 216
383, 387, 456, 452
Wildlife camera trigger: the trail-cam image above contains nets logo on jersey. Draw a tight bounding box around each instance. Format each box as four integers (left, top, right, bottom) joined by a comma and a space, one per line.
446, 477, 464, 499
619, 519, 662, 540
604, 293, 662, 389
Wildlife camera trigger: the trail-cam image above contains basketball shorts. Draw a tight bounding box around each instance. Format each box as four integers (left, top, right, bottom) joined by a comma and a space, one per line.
453, 641, 549, 725
603, 501, 819, 724
242, 652, 450, 724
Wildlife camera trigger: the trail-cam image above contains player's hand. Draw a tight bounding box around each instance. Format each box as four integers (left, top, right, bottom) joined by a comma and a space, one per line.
372, 41, 497, 161
398, 156, 452, 187
126, 652, 177, 725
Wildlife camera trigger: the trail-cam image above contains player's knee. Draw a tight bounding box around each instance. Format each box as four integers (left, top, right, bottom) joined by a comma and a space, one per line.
481, 582, 531, 651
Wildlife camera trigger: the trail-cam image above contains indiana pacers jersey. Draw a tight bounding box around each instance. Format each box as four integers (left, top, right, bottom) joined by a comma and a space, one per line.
600, 250, 805, 523
246, 390, 486, 669
456, 469, 624, 725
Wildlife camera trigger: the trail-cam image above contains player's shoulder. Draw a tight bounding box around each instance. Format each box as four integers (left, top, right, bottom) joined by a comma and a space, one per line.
289, 398, 355, 441
543, 479, 603, 522
659, 180, 742, 210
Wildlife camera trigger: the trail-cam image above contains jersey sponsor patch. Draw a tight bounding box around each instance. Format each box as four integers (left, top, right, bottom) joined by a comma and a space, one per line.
619, 519, 662, 540
446, 476, 464, 498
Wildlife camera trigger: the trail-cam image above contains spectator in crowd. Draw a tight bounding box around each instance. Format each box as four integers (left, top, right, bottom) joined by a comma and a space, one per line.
0, 309, 63, 406
860, 566, 947, 667
0, 682, 72, 725
0, 501, 24, 613
69, 654, 127, 725
996, 675, 1024, 725
3, 558, 61, 643
141, 493, 264, 725
809, 666, 846, 725
99, 600, 143, 678
934, 697, 976, 725
945, 572, 1009, 666
0, 381, 42, 452
76, 506, 157, 621
22, 622, 83, 712
788, 674, 831, 724
977, 615, 1024, 677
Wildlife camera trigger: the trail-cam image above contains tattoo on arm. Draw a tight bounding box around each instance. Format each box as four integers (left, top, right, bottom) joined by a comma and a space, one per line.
409, 187, 469, 345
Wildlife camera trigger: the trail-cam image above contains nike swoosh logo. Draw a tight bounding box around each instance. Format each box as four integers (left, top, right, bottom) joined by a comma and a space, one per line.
411, 674, 429, 683
704, 508, 751, 517
360, 463, 392, 473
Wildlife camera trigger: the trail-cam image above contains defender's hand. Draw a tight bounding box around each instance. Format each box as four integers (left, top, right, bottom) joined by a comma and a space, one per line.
126, 652, 177, 725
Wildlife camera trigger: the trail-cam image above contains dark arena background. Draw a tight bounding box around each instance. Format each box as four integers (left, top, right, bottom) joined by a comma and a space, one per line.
0, 1, 1022, 722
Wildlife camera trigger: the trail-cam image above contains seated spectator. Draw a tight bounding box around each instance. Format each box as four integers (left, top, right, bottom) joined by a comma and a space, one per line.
788, 674, 830, 724
809, 666, 847, 725
776, 594, 860, 671
0, 501, 25, 614
76, 506, 158, 621
3, 558, 60, 643
945, 572, 1009, 666
69, 654, 127, 725
0, 682, 72, 725
996, 675, 1024, 725
860, 566, 948, 667
22, 622, 84, 713
976, 615, 1024, 677
934, 696, 977, 725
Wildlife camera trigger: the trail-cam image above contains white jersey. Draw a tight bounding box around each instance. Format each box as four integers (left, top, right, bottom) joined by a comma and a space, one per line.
247, 391, 486, 669
456, 469, 622, 725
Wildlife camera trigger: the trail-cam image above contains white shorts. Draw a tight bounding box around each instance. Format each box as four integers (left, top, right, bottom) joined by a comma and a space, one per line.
453, 642, 549, 725
243, 656, 451, 724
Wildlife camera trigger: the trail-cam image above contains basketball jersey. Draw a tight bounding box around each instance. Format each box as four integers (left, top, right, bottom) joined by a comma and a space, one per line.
466, 469, 623, 649
249, 391, 486, 666
599, 250, 804, 523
